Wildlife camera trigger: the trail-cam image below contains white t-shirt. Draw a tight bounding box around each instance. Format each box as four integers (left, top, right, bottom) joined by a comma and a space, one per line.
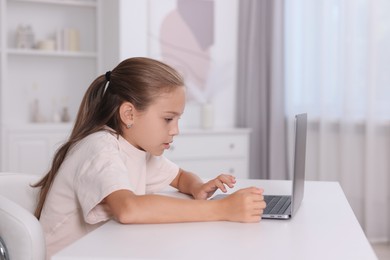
39, 129, 179, 258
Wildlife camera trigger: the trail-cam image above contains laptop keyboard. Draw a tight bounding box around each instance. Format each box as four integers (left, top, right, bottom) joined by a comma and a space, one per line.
264, 195, 291, 215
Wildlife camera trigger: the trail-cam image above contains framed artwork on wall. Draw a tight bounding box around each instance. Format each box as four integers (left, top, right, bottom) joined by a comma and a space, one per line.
146, 0, 238, 128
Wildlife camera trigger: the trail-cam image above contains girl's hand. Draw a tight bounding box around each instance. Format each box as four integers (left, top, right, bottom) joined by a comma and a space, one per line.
219, 187, 266, 223
192, 174, 236, 200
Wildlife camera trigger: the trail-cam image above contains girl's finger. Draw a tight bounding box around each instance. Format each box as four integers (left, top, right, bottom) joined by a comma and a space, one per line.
213, 178, 227, 192
217, 174, 236, 188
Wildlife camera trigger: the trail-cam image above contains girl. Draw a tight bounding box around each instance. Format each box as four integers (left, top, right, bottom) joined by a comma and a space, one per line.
33, 57, 266, 258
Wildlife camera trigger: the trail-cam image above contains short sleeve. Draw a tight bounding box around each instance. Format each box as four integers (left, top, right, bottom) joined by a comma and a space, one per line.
145, 155, 179, 194
75, 151, 133, 224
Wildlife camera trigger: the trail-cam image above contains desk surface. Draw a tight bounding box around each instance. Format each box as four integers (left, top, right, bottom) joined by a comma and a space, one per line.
52, 179, 377, 260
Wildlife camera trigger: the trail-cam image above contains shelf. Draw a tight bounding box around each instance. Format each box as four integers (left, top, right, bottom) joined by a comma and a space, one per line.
5, 122, 74, 132
10, 0, 97, 8
1, 0, 100, 173
6, 48, 97, 58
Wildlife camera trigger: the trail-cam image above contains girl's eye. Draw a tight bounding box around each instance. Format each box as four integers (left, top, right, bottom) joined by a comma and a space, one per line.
165, 118, 173, 122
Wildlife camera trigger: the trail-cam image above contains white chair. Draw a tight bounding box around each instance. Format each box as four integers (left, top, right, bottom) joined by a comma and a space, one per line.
0, 173, 46, 260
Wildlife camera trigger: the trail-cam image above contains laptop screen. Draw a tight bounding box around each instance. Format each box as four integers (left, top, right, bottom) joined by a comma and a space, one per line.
291, 113, 307, 217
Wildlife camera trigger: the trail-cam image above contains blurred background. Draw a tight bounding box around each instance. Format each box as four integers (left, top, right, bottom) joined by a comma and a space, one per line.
0, 0, 389, 256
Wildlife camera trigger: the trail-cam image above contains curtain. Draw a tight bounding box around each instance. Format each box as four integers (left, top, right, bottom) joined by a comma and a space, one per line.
236, 0, 287, 179
285, 0, 390, 242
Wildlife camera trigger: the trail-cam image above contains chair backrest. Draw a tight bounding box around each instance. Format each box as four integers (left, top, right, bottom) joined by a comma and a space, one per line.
0, 173, 40, 213
0, 173, 46, 260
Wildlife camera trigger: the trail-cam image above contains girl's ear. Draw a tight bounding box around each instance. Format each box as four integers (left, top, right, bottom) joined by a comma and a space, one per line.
119, 102, 135, 126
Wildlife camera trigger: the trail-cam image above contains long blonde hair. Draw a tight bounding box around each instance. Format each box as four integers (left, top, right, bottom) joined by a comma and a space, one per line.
33, 57, 184, 218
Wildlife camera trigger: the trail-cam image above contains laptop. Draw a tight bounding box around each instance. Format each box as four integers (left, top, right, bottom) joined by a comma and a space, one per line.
211, 113, 307, 220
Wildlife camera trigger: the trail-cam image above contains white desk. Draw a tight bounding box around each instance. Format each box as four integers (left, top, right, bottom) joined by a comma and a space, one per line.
52, 179, 377, 260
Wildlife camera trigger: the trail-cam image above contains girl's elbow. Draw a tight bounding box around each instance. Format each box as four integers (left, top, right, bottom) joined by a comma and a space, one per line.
113, 200, 140, 224
105, 190, 141, 224
115, 214, 132, 224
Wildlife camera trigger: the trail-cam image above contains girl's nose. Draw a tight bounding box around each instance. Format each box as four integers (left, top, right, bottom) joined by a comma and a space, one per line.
169, 122, 180, 136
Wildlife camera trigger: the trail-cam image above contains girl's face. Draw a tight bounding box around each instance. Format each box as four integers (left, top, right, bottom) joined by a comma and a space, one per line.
124, 86, 186, 156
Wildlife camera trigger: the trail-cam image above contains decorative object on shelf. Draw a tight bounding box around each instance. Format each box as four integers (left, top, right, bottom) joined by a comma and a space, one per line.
51, 98, 61, 123
52, 111, 61, 123
37, 39, 56, 51
201, 102, 214, 129
56, 28, 80, 52
61, 107, 71, 122
30, 99, 46, 123
15, 24, 35, 49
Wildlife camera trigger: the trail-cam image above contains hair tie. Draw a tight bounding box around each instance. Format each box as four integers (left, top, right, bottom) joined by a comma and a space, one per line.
103, 71, 111, 96
105, 71, 111, 81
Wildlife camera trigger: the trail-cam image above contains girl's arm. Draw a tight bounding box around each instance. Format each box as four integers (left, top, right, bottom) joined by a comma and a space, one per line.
104, 187, 265, 224
170, 168, 237, 200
